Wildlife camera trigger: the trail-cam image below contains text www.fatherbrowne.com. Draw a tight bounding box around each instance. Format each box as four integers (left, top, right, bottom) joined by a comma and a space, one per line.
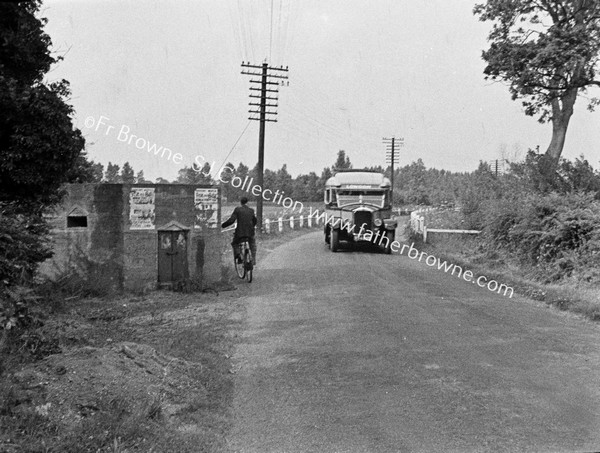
391, 241, 514, 298
312, 213, 514, 299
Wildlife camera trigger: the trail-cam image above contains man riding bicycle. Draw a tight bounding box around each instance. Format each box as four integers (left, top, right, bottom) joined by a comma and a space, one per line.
221, 196, 257, 266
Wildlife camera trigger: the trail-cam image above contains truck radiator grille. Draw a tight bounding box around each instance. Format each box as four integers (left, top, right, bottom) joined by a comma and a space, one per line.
354, 211, 372, 230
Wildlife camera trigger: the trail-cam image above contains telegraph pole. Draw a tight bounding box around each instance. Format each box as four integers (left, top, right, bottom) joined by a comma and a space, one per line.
383, 136, 404, 206
241, 61, 288, 229
488, 159, 506, 177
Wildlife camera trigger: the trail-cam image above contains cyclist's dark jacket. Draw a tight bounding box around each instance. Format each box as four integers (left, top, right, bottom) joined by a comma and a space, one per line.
221, 205, 257, 240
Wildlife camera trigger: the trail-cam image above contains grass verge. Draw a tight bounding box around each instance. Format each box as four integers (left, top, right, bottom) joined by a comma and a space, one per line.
417, 231, 600, 321
0, 289, 242, 452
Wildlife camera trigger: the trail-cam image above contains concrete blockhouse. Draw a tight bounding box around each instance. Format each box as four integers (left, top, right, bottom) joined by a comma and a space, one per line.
40, 184, 222, 291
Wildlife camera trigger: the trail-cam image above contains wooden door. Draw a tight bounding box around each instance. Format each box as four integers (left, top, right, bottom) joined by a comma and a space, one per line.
158, 230, 188, 284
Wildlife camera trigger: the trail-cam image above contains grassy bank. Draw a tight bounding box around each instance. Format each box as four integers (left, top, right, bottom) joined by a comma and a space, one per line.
0, 290, 241, 452
415, 230, 600, 322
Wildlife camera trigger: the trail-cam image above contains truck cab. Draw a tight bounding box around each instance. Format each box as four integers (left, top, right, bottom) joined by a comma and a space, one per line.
324, 170, 397, 253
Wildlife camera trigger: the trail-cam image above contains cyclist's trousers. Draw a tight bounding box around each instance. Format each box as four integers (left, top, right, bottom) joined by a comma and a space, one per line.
231, 236, 257, 263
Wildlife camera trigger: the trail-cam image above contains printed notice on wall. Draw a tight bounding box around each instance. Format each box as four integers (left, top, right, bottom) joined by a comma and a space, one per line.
129, 188, 155, 230
194, 188, 218, 229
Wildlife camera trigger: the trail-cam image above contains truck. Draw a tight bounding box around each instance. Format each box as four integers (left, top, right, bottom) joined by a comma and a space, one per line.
323, 170, 397, 253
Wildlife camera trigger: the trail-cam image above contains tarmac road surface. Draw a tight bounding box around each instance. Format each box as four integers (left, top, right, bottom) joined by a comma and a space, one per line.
225, 230, 600, 453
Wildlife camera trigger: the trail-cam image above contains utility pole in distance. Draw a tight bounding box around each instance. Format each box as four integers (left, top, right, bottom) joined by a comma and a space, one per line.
488, 159, 507, 177
383, 136, 404, 207
241, 61, 289, 229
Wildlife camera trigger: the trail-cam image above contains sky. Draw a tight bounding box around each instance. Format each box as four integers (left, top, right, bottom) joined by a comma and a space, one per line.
42, 0, 600, 182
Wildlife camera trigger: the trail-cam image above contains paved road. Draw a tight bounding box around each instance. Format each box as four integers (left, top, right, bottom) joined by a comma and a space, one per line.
225, 230, 600, 453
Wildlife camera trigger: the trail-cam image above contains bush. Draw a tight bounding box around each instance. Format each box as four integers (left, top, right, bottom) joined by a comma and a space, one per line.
0, 205, 52, 290
0, 286, 39, 332
459, 162, 503, 229
482, 192, 600, 282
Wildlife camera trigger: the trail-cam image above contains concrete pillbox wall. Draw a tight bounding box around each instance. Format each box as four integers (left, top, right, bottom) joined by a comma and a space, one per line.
40, 183, 222, 291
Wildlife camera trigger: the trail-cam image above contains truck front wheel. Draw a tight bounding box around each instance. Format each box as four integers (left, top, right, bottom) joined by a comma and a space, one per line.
382, 230, 394, 254
331, 229, 340, 252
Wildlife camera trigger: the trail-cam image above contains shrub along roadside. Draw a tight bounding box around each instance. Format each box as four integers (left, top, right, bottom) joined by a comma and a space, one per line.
482, 191, 600, 283
413, 153, 600, 321
414, 226, 600, 322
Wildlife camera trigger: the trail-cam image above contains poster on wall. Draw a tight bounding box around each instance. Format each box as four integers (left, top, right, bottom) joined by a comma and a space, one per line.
194, 188, 219, 229
129, 188, 155, 230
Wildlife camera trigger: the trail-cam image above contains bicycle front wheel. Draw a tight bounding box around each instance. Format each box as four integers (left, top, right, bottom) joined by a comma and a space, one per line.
245, 249, 253, 283
235, 249, 245, 279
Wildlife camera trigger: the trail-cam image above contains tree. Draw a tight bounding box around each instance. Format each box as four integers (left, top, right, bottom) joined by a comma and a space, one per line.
397, 159, 430, 205
104, 162, 121, 183
219, 161, 235, 201
176, 164, 212, 184
293, 172, 320, 201
135, 170, 147, 183
333, 150, 352, 172
121, 161, 135, 183
0, 1, 85, 297
511, 149, 600, 194
66, 156, 103, 183
275, 164, 293, 198
560, 155, 600, 194
229, 162, 249, 201
459, 161, 503, 228
318, 166, 333, 196
474, 0, 600, 164
0, 2, 85, 209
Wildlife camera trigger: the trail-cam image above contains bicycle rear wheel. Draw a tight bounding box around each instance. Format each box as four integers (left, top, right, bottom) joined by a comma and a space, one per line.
235, 246, 245, 279
245, 249, 253, 283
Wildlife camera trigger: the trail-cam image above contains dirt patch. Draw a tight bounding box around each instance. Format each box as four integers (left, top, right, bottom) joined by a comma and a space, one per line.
0, 290, 244, 452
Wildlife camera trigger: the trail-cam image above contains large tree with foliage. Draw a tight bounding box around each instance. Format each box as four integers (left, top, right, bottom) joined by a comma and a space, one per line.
0, 1, 85, 293
474, 0, 600, 164
0, 1, 85, 209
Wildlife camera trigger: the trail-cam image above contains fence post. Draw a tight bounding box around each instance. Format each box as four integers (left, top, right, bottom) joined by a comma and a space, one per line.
299, 215, 304, 228
308, 214, 312, 228
423, 226, 427, 243
289, 216, 294, 229
278, 217, 283, 232
265, 218, 270, 234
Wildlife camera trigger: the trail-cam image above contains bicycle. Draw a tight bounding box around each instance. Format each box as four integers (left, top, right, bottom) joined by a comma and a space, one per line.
234, 238, 253, 283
